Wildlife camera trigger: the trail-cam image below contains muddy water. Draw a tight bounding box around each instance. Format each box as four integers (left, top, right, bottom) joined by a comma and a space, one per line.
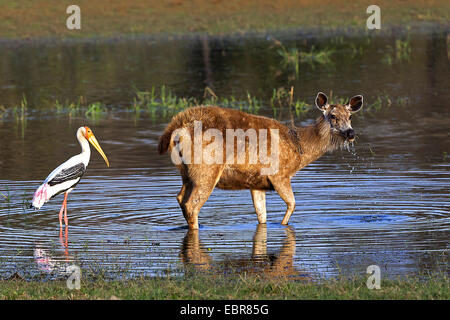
0, 31, 449, 280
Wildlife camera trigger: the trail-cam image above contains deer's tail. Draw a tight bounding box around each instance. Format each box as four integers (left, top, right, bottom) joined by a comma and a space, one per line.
158, 117, 185, 155
158, 106, 211, 155
158, 127, 173, 155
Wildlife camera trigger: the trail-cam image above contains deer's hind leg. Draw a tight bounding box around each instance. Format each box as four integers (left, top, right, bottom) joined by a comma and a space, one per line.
177, 173, 191, 206
178, 164, 224, 229
177, 178, 191, 223
251, 189, 267, 224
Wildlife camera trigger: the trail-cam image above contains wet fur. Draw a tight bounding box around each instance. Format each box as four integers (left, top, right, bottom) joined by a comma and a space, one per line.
158, 103, 355, 229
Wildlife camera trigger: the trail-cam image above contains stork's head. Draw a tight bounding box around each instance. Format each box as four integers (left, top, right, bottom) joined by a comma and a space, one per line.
315, 92, 363, 143
80, 126, 110, 167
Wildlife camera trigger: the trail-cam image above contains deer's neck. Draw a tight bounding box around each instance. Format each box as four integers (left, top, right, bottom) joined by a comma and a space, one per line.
293, 116, 339, 168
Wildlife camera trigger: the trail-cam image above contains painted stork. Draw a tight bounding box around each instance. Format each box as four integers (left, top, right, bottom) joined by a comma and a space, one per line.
31, 126, 109, 227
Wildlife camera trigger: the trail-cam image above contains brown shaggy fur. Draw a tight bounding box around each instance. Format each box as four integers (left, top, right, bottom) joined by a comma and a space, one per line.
158, 93, 363, 229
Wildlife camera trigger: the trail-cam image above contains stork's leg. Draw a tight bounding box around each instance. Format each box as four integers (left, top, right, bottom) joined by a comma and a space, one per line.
63, 226, 69, 257
58, 200, 65, 228
63, 192, 69, 226
58, 226, 69, 259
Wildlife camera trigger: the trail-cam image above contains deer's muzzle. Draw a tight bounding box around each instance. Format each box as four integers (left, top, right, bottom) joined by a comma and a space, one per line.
342, 129, 355, 141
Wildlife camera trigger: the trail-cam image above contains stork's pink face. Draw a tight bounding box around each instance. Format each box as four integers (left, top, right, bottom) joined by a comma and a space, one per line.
82, 126, 110, 167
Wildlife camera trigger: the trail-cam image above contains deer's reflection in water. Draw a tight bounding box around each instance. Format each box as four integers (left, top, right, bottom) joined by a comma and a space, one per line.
180, 224, 309, 279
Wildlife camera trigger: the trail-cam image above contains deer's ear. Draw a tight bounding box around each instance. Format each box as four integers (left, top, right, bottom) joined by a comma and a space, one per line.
347, 95, 363, 113
315, 92, 328, 112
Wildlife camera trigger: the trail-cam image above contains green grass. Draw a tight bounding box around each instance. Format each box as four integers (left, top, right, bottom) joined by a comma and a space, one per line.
0, 85, 407, 126
0, 273, 448, 300
0, 0, 448, 39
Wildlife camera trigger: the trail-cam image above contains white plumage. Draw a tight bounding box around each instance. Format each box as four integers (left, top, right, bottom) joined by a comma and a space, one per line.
32, 155, 88, 209
31, 126, 109, 227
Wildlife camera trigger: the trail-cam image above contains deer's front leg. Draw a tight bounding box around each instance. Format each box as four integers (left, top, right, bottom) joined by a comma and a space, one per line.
251, 189, 267, 224
270, 179, 295, 225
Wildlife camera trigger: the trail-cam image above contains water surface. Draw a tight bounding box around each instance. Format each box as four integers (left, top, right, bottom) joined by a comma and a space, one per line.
0, 31, 448, 280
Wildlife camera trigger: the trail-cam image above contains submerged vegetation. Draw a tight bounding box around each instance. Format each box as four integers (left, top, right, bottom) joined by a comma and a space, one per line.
131, 86, 263, 118
299, 46, 334, 67
54, 97, 108, 120
0, 86, 403, 127
272, 39, 335, 76
0, 24, 424, 127
0, 190, 9, 201
383, 38, 412, 65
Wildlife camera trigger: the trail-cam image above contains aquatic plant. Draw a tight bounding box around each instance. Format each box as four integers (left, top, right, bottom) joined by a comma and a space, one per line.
277, 47, 301, 75
396, 96, 410, 107
349, 42, 364, 57
0, 85, 399, 126
383, 38, 412, 65
367, 96, 383, 112
131, 86, 198, 119
10, 95, 28, 138
363, 94, 394, 113
293, 100, 310, 118
9, 95, 28, 123
246, 91, 261, 113
54, 97, 85, 118
1, 191, 9, 201
129, 86, 262, 119
272, 38, 335, 77
85, 102, 108, 120
0, 105, 7, 119
299, 46, 334, 68
269, 87, 314, 120
0, 188, 11, 213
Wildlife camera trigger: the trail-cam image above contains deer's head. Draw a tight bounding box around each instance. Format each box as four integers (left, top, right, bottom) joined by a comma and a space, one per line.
315, 92, 363, 143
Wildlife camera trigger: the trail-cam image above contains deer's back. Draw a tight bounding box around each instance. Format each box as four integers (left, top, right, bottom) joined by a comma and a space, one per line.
166, 106, 301, 189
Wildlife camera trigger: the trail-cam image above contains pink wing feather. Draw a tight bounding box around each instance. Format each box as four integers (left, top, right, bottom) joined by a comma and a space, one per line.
32, 183, 50, 210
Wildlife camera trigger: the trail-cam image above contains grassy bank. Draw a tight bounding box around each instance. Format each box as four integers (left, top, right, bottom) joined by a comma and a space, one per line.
0, 0, 448, 39
1, 274, 448, 300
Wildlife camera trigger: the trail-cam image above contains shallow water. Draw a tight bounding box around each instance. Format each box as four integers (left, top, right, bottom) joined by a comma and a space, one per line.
0, 31, 448, 280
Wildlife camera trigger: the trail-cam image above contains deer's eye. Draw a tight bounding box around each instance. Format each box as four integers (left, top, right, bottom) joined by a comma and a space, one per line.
329, 114, 336, 120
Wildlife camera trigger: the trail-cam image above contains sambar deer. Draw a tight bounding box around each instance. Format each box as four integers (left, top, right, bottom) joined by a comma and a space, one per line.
158, 92, 363, 229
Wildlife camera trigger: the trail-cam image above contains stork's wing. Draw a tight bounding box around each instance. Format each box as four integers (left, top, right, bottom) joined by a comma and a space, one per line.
48, 163, 86, 186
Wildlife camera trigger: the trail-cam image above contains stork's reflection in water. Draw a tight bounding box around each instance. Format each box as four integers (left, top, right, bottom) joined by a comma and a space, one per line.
180, 224, 309, 279
59, 225, 69, 257
34, 227, 72, 275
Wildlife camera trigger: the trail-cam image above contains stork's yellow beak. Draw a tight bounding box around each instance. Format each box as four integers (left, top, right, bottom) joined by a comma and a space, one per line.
88, 134, 110, 167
